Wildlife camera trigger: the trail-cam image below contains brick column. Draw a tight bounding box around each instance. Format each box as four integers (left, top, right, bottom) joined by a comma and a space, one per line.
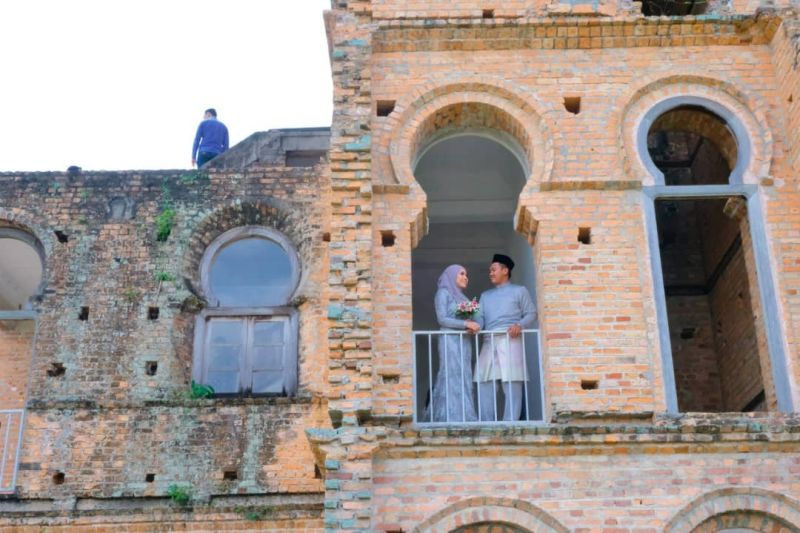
323, 2, 379, 530
326, 0, 376, 426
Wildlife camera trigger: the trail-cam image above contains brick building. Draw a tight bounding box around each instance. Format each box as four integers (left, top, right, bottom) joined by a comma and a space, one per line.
1, 0, 800, 531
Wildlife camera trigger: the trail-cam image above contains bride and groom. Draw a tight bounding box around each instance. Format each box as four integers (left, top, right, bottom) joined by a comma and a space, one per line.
428, 254, 537, 423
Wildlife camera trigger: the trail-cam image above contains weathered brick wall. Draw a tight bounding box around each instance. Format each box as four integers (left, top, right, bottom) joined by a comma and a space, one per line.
710, 245, 766, 410
18, 401, 325, 498
770, 15, 800, 175
0, 164, 330, 522
0, 320, 34, 410
372, 419, 800, 531
767, 14, 800, 407
668, 296, 723, 411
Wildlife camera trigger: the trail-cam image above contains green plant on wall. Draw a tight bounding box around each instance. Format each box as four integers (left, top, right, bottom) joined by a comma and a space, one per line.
166, 484, 192, 507
155, 205, 176, 242
155, 177, 177, 242
187, 380, 215, 399
154, 271, 176, 283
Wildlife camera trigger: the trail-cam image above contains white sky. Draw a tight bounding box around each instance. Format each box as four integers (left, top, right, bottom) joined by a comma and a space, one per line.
0, 0, 333, 171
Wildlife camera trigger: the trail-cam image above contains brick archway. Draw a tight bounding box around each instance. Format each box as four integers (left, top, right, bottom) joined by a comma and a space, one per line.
181, 199, 317, 300
412, 497, 569, 533
693, 511, 796, 532
619, 73, 773, 186
374, 79, 555, 192
664, 487, 800, 533
0, 208, 56, 264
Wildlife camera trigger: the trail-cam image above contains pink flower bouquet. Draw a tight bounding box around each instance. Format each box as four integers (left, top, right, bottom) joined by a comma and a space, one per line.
455, 298, 480, 319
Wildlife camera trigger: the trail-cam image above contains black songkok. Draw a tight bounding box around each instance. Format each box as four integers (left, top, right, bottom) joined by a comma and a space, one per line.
492, 254, 514, 272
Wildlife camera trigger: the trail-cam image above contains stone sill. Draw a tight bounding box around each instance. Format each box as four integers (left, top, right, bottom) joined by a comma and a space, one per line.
0, 492, 323, 519
385, 412, 800, 448
374, 12, 764, 28
25, 395, 317, 412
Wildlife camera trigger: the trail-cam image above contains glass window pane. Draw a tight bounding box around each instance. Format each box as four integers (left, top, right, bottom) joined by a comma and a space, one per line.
206, 372, 239, 394
209, 345, 242, 371
252, 346, 283, 371
253, 321, 285, 345
251, 371, 284, 394
210, 237, 295, 307
208, 319, 244, 345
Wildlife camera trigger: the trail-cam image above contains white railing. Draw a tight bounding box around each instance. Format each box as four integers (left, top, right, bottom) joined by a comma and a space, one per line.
414, 329, 544, 425
0, 409, 24, 494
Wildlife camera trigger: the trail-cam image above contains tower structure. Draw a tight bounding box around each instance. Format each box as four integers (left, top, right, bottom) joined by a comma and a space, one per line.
1, 0, 800, 531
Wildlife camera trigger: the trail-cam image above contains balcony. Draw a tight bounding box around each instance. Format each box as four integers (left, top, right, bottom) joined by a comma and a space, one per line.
414, 330, 545, 425
0, 409, 24, 494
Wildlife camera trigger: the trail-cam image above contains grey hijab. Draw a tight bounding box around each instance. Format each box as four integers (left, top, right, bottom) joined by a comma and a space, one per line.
437, 264, 468, 303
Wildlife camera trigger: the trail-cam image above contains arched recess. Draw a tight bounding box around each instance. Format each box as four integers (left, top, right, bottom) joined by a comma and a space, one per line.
619, 73, 773, 186
413, 497, 568, 533
664, 487, 800, 533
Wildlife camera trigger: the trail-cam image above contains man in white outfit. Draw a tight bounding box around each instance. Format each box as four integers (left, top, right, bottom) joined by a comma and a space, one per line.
475, 254, 537, 421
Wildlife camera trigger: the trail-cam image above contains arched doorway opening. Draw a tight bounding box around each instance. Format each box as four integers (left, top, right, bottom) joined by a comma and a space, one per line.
411, 132, 543, 424
643, 102, 778, 412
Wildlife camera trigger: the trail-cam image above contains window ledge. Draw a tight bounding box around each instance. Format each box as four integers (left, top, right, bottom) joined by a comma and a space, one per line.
26, 395, 316, 411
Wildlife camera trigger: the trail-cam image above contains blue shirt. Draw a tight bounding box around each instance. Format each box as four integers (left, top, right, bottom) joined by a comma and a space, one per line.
192, 118, 229, 159
476, 282, 537, 331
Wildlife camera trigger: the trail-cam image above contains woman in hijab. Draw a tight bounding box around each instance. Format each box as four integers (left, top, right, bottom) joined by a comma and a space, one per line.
426, 264, 480, 422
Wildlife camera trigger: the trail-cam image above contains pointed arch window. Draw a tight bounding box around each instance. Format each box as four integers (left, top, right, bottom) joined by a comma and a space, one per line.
193, 226, 300, 396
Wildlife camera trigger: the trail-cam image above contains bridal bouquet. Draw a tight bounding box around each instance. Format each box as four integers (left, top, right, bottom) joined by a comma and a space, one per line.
455, 298, 480, 319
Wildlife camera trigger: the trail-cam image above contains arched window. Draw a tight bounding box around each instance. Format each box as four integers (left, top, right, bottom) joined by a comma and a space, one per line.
0, 228, 45, 312
193, 227, 300, 396
639, 97, 793, 414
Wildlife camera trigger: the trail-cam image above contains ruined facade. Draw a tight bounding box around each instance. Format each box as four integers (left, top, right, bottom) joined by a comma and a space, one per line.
2, 0, 800, 531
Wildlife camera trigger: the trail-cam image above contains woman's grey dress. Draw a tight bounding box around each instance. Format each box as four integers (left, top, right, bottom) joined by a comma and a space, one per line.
427, 288, 478, 422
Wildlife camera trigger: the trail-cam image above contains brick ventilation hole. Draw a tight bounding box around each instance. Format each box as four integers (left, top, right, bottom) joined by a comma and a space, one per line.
52, 472, 65, 485
482, 8, 495, 18
789, 94, 794, 103
564, 96, 581, 114
78, 306, 89, 321
54, 230, 69, 243
381, 230, 396, 247
680, 327, 696, 339
578, 227, 591, 245
145, 473, 155, 483
47, 362, 66, 377
322, 232, 331, 242
581, 379, 599, 390
314, 465, 322, 479
376, 100, 396, 117
145, 361, 158, 376
148, 306, 160, 320
223, 470, 238, 481
382, 374, 400, 384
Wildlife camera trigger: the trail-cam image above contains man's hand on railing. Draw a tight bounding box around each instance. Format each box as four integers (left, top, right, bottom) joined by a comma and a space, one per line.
507, 324, 522, 338
465, 320, 481, 334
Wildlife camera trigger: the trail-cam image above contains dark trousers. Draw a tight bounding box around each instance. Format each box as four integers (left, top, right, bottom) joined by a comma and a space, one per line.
197, 151, 219, 167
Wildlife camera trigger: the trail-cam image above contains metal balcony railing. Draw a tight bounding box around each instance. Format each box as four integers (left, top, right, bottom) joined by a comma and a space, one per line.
0, 409, 24, 494
414, 329, 545, 425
